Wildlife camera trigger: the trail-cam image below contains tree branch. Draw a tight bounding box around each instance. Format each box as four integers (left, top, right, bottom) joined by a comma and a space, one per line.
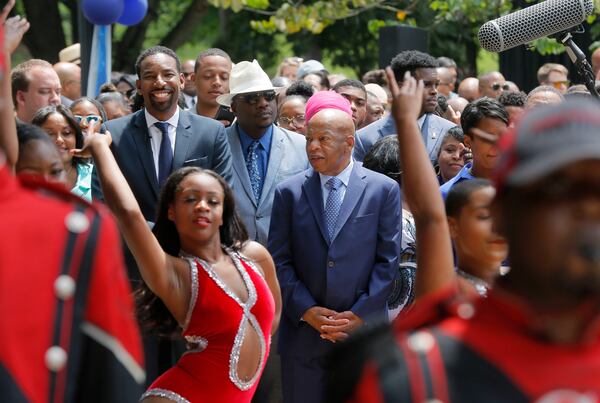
160, 0, 209, 50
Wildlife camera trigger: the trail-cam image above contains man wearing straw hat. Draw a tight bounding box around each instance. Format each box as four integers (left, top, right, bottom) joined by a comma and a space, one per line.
218, 59, 308, 246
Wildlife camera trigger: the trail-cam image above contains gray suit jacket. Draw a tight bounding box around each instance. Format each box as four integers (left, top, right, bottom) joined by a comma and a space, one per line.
101, 109, 233, 222
227, 123, 308, 245
353, 113, 456, 163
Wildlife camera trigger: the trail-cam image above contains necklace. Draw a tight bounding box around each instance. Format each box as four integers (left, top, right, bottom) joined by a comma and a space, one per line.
456, 268, 489, 296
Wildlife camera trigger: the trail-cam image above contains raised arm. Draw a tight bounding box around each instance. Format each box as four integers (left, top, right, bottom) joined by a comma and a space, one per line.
73, 128, 190, 324
386, 69, 455, 298
0, 0, 30, 168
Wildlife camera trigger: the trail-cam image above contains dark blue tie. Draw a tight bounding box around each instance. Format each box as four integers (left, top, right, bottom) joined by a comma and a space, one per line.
246, 140, 262, 202
324, 177, 343, 241
155, 121, 173, 186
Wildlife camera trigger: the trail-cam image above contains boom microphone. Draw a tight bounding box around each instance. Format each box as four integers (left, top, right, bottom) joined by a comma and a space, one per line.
478, 0, 594, 52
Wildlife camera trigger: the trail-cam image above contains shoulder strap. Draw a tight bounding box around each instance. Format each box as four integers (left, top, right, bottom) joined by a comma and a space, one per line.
48, 204, 102, 403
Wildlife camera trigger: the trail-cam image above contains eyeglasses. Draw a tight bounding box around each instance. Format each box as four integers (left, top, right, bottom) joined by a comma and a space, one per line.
278, 114, 306, 127
74, 114, 101, 124
491, 83, 510, 91
182, 72, 194, 79
237, 91, 277, 105
550, 80, 570, 89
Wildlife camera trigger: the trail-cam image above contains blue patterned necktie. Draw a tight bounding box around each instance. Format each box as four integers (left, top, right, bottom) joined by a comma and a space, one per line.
246, 140, 262, 202
155, 121, 173, 186
324, 177, 343, 241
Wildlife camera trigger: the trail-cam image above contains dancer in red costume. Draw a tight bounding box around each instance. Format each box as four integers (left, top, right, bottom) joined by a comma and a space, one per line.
75, 125, 281, 403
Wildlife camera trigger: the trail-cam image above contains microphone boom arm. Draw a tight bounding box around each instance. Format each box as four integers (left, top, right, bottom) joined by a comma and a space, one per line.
552, 27, 599, 98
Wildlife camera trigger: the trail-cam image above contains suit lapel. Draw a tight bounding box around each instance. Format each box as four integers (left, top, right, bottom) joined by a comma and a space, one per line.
173, 110, 193, 170
229, 123, 257, 206
302, 169, 328, 243
131, 111, 159, 197
260, 126, 284, 205
331, 163, 366, 242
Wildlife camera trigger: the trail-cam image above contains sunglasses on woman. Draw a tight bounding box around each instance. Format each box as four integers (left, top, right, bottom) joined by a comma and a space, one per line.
74, 114, 101, 124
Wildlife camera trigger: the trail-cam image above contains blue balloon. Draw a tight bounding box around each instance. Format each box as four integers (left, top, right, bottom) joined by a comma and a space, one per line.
117, 0, 148, 26
82, 0, 124, 26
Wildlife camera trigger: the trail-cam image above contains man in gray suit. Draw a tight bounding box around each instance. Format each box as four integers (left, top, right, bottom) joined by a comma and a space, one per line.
100, 46, 233, 222
353, 50, 455, 164
218, 59, 308, 246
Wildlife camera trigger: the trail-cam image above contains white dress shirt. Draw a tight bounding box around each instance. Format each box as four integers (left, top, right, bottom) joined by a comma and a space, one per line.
145, 107, 180, 179
318, 159, 354, 207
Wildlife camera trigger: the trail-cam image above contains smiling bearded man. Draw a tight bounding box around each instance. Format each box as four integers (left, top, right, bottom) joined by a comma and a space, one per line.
97, 45, 234, 384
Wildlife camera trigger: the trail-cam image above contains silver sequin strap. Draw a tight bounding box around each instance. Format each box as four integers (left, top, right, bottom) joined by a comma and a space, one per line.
140, 388, 190, 403
182, 257, 199, 331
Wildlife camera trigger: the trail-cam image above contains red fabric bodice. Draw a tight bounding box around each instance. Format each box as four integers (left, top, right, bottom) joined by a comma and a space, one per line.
143, 251, 275, 403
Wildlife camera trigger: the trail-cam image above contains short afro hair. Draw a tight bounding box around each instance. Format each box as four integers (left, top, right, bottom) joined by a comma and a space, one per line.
135, 46, 181, 78
390, 50, 438, 82
285, 80, 315, 101
445, 178, 493, 218
461, 97, 509, 136
498, 91, 527, 107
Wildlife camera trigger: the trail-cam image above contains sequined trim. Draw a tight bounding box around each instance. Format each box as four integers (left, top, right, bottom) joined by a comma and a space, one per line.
184, 334, 208, 353
192, 249, 266, 391
238, 254, 265, 279
182, 257, 199, 331
140, 388, 190, 403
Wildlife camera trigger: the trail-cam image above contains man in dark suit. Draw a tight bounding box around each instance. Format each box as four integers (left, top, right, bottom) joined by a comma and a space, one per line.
100, 45, 233, 222
99, 45, 233, 386
353, 50, 455, 164
268, 91, 401, 403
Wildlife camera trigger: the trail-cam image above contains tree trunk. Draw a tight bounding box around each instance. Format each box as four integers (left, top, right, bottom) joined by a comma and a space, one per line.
160, 0, 209, 50
22, 0, 66, 63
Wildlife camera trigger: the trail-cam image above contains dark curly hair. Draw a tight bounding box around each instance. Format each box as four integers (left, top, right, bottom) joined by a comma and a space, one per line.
390, 50, 438, 82
498, 91, 527, 108
285, 80, 315, 101
136, 167, 249, 337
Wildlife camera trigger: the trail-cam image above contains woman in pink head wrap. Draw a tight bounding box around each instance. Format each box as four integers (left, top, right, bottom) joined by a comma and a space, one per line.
305, 90, 353, 124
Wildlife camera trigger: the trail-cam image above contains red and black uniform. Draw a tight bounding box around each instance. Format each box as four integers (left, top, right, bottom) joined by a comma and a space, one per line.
330, 286, 600, 403
0, 165, 145, 402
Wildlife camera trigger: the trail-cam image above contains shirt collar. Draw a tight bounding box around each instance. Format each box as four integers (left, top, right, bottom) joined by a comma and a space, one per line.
145, 106, 180, 130
417, 113, 429, 129
319, 159, 354, 189
238, 124, 274, 152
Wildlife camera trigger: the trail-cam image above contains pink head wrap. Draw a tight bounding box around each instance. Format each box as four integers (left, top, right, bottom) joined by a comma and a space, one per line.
305, 90, 353, 123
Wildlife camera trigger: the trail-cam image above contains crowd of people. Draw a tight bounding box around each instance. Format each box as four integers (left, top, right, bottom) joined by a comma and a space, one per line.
2, 1, 600, 402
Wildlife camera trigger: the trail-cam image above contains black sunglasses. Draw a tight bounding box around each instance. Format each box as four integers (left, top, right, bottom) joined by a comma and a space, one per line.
491, 83, 510, 91
237, 91, 277, 105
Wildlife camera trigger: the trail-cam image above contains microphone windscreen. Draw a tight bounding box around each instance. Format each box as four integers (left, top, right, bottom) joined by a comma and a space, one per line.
478, 0, 594, 52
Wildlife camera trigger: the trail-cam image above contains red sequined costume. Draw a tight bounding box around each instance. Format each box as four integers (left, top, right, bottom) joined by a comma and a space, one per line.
142, 251, 275, 403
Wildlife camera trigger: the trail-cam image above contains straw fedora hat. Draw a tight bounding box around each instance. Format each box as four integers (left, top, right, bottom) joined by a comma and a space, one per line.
217, 59, 284, 107
59, 43, 81, 65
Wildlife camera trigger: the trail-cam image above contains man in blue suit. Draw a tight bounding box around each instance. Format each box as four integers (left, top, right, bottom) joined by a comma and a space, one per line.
219, 60, 308, 246
100, 46, 233, 222
269, 91, 401, 403
353, 50, 455, 164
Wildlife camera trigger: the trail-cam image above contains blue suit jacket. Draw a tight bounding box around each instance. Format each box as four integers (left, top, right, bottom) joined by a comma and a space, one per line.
100, 109, 233, 222
353, 113, 456, 163
268, 163, 401, 359
227, 122, 309, 246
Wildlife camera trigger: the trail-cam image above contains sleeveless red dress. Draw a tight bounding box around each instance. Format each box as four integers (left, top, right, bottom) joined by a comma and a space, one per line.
141, 251, 275, 402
